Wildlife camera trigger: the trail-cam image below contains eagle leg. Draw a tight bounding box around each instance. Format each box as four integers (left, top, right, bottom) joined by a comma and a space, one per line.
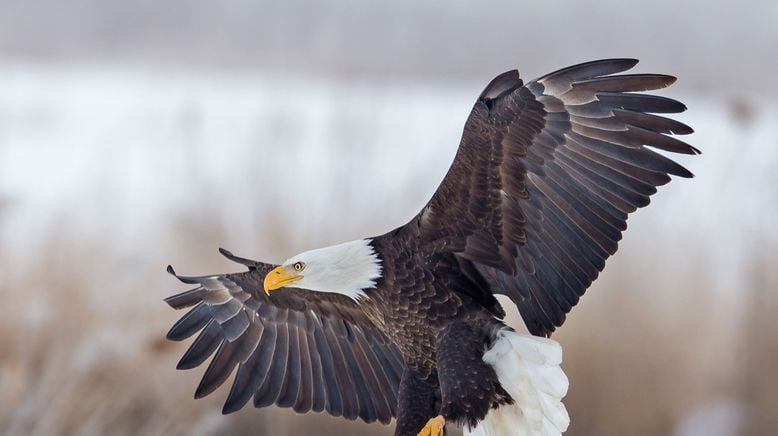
395, 368, 439, 436
417, 415, 446, 436
435, 320, 510, 429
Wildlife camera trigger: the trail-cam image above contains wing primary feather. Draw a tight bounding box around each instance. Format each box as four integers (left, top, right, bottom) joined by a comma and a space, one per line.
337, 333, 376, 423
324, 322, 359, 420
567, 131, 694, 178
529, 190, 608, 270
218, 248, 263, 270
166, 265, 200, 284
233, 319, 263, 363
544, 159, 629, 227
177, 320, 223, 370
537, 170, 625, 238
566, 74, 677, 95
194, 338, 240, 399
253, 322, 290, 407
293, 327, 315, 413
353, 332, 395, 424
561, 143, 672, 188
558, 140, 660, 196
223, 322, 277, 414
537, 58, 639, 94
276, 322, 302, 408
529, 173, 620, 254
313, 319, 343, 417
164, 287, 206, 309
167, 303, 211, 341
220, 310, 251, 343
529, 230, 588, 307
368, 340, 402, 404
596, 92, 688, 113
209, 299, 242, 323
306, 327, 327, 413
611, 109, 694, 135
554, 152, 650, 210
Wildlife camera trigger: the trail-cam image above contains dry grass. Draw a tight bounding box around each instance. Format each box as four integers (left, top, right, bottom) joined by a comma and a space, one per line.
2, 213, 775, 436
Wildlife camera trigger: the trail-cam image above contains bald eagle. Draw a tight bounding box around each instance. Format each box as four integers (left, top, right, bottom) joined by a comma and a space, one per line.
165, 59, 697, 436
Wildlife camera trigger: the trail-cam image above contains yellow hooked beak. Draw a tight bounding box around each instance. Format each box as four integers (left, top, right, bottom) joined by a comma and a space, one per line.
263, 266, 303, 295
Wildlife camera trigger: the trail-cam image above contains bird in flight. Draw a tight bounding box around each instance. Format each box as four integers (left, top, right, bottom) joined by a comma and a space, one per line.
165, 58, 697, 436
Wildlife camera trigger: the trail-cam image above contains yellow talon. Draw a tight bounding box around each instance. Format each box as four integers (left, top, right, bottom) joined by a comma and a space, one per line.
417, 415, 445, 436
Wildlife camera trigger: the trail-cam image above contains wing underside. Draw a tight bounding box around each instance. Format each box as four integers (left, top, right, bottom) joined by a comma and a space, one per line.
165, 251, 404, 423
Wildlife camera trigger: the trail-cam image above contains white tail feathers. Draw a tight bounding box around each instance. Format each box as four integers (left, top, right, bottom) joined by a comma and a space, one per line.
465, 329, 570, 436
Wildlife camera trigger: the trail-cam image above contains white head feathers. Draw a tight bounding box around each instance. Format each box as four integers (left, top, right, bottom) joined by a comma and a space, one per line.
283, 239, 382, 300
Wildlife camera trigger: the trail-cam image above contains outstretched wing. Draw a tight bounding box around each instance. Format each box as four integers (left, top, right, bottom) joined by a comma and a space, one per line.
416, 59, 698, 336
164, 249, 403, 424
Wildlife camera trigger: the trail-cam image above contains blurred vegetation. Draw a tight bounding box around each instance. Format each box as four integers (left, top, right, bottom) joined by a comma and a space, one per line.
1, 79, 776, 434
1, 201, 776, 435
1, 1, 777, 435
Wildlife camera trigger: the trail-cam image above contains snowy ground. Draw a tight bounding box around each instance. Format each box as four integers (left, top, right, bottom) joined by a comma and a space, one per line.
0, 62, 776, 435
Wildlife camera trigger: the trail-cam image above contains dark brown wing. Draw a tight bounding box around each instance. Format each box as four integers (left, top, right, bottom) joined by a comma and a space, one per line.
416, 59, 698, 337
164, 249, 403, 424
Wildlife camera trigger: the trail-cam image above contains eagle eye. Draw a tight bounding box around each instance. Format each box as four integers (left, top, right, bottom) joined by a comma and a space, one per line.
292, 262, 305, 272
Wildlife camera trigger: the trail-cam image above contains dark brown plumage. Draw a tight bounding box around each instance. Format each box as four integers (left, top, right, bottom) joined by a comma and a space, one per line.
165, 59, 697, 435
166, 256, 404, 423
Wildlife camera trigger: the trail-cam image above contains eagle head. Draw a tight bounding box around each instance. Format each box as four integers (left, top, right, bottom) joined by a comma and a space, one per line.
263, 239, 382, 301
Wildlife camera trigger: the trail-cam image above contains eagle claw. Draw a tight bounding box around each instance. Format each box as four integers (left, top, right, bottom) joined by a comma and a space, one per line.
417, 415, 445, 436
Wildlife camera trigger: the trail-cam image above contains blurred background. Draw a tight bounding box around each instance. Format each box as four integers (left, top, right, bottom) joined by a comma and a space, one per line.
1, 1, 776, 435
